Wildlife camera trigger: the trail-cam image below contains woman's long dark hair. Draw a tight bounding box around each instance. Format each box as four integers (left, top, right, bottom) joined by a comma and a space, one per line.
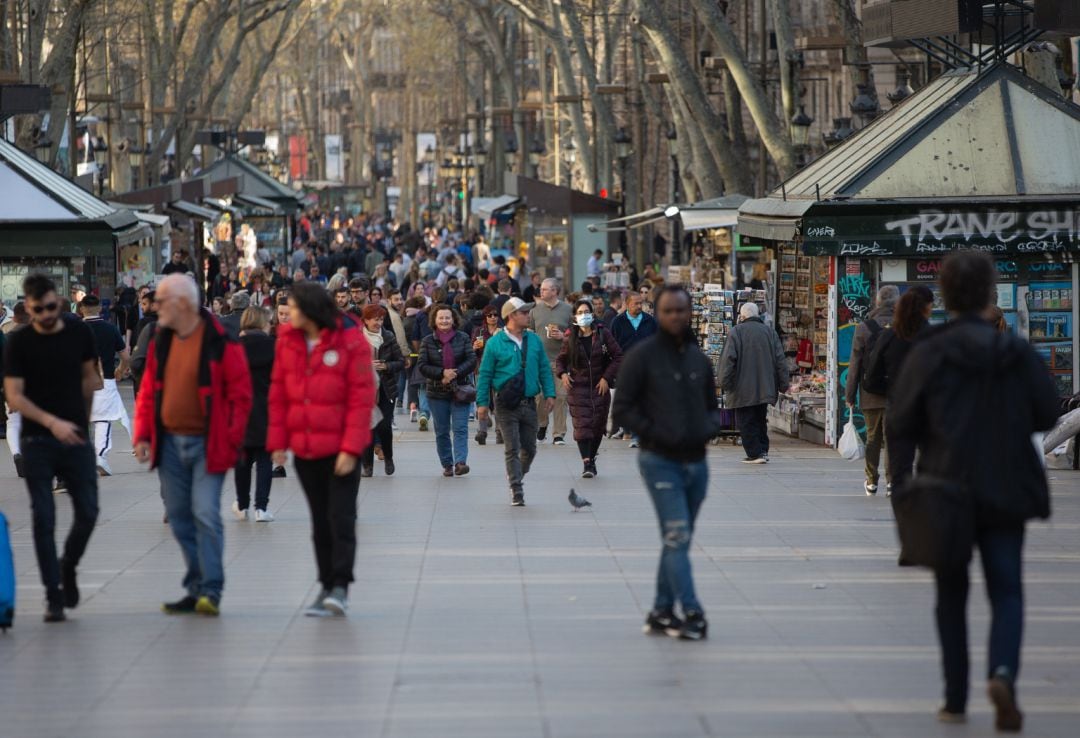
290, 281, 339, 331
566, 299, 596, 370
893, 285, 934, 341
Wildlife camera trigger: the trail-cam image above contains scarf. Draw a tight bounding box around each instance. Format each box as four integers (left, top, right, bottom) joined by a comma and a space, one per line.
364, 327, 384, 353
435, 328, 457, 369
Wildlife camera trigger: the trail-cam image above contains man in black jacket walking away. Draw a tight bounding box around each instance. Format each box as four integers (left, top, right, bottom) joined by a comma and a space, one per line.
613, 286, 722, 641
888, 252, 1059, 731
718, 302, 789, 463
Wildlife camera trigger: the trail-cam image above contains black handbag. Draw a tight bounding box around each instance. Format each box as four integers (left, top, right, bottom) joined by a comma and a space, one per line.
891, 475, 974, 570
495, 334, 529, 409
452, 377, 477, 405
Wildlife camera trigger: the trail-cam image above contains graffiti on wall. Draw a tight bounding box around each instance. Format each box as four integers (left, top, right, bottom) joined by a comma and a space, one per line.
885, 209, 1080, 253
837, 272, 872, 324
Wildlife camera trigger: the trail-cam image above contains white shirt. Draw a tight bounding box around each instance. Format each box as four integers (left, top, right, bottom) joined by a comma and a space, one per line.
505, 329, 524, 349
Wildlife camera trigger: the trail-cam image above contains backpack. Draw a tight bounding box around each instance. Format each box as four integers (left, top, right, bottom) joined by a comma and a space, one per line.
861, 322, 896, 396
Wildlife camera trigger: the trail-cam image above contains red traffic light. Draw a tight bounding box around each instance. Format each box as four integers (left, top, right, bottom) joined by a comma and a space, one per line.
599, 187, 608, 199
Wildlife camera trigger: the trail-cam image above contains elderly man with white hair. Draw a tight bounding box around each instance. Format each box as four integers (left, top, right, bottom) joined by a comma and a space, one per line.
718, 301, 790, 464
133, 274, 252, 617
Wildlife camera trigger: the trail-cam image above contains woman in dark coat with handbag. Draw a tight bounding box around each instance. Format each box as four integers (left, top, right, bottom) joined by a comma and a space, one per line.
417, 304, 477, 477
470, 304, 501, 445
556, 299, 622, 478
233, 306, 276, 521
360, 304, 405, 477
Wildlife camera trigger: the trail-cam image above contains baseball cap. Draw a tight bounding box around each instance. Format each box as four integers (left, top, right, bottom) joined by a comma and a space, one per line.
500, 296, 535, 321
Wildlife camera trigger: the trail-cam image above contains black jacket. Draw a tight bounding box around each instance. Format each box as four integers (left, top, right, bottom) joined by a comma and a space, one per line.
877, 320, 931, 400
417, 330, 477, 400
240, 330, 275, 448
370, 328, 405, 402
612, 330, 722, 462
610, 310, 658, 352
888, 316, 1060, 524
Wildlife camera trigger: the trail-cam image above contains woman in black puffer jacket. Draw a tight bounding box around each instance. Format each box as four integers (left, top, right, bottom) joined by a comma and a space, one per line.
360, 304, 405, 477
417, 304, 477, 477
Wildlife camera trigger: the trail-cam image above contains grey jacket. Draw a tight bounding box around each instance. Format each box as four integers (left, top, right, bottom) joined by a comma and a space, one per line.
845, 304, 895, 410
719, 317, 789, 408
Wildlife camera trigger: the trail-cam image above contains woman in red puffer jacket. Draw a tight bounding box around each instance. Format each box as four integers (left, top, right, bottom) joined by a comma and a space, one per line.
267, 282, 375, 618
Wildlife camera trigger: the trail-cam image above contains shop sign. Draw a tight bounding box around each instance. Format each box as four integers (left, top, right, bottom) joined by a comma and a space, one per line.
803, 207, 1080, 257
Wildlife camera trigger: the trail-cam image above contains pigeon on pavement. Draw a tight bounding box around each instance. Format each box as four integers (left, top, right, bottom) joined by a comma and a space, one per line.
568, 488, 592, 511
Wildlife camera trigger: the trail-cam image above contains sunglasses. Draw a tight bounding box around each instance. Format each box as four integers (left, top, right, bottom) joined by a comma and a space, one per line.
31, 302, 59, 314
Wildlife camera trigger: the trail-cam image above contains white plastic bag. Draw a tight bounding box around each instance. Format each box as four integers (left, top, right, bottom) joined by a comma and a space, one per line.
838, 420, 865, 460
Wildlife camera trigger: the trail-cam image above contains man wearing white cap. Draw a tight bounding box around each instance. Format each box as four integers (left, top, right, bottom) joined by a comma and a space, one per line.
476, 297, 556, 506
718, 301, 789, 464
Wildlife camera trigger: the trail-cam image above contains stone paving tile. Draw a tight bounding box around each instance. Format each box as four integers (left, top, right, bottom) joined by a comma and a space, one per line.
2, 392, 1079, 737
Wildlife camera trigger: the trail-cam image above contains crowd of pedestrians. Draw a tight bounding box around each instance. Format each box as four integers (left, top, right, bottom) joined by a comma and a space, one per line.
0, 209, 1063, 731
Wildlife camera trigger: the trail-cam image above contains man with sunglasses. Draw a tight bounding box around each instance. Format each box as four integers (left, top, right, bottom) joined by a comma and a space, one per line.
4, 274, 103, 623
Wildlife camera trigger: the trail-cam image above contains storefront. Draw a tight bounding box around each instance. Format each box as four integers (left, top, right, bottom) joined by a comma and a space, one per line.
739, 62, 1080, 446
0, 136, 151, 305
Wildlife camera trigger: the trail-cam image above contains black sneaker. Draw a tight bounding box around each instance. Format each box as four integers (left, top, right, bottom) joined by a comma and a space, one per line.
678, 610, 708, 641
553, 436, 565, 446
43, 601, 66, 623
537, 426, 547, 442
272, 465, 287, 478
384, 459, 395, 476
511, 491, 525, 506
475, 431, 487, 445
588, 460, 598, 477
60, 558, 79, 609
642, 608, 683, 636
581, 461, 594, 479
161, 595, 199, 615
13, 453, 25, 478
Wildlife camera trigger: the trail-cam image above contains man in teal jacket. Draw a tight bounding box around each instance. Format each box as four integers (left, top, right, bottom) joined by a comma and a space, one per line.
477, 297, 556, 506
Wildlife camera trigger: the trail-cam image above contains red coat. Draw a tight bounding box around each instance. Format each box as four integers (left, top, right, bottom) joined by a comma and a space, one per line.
266, 320, 375, 459
133, 310, 253, 474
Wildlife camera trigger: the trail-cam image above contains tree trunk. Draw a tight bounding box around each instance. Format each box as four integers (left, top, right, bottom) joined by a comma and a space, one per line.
766, 0, 797, 122
687, 0, 796, 178
634, 0, 749, 194
38, 0, 96, 168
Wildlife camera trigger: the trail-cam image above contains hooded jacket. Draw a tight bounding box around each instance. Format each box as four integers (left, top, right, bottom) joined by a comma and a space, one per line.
718, 316, 789, 409
887, 316, 1059, 523
239, 330, 275, 448
266, 319, 376, 459
612, 330, 722, 462
133, 309, 253, 474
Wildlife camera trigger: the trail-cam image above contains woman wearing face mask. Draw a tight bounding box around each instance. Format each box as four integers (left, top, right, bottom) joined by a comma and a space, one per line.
556, 299, 623, 478
417, 304, 477, 477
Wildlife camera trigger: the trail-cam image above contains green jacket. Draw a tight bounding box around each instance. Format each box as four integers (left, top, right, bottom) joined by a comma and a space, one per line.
476, 329, 556, 407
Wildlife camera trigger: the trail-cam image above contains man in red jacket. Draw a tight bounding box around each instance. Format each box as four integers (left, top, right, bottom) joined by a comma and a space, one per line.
134, 274, 252, 617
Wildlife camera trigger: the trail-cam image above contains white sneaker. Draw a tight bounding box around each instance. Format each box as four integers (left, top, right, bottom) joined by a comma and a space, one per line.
864, 481, 878, 496
255, 508, 274, 522
96, 457, 112, 476
628, 439, 639, 448
231, 501, 249, 520
322, 587, 348, 616
304, 589, 331, 617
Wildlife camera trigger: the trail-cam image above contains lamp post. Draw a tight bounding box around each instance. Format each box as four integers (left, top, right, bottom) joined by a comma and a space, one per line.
424, 144, 435, 218
528, 135, 544, 179
474, 143, 487, 197
614, 126, 632, 206
563, 137, 576, 188
789, 105, 814, 168
823, 117, 855, 148
666, 125, 680, 263
93, 137, 109, 196
504, 132, 518, 172
127, 142, 147, 191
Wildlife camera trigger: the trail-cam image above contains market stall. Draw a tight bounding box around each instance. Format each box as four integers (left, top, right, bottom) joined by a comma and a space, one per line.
0, 136, 150, 304
739, 62, 1080, 446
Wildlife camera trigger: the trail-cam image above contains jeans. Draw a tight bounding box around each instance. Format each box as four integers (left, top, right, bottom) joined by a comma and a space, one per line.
934, 525, 1025, 712
396, 372, 407, 408
495, 401, 538, 492
293, 455, 361, 591
735, 404, 769, 459
159, 434, 226, 601
22, 436, 99, 607
477, 388, 497, 434
638, 450, 708, 614
418, 386, 430, 419
363, 392, 396, 467
428, 396, 470, 468
234, 446, 272, 511
862, 407, 889, 485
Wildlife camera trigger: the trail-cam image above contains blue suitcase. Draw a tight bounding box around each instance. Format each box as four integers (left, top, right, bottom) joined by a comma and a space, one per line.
0, 510, 14, 632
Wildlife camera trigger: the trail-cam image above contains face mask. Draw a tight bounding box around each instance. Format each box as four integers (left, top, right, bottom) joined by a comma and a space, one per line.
575, 313, 594, 327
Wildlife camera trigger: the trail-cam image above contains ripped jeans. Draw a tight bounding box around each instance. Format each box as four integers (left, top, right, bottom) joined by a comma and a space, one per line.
638, 450, 708, 614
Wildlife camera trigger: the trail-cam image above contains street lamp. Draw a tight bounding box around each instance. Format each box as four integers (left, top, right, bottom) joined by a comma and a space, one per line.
887, 69, 915, 107
614, 127, 632, 161
823, 117, 855, 148
790, 105, 814, 149
423, 144, 435, 165
93, 137, 109, 167
849, 84, 880, 127
34, 136, 52, 164
528, 135, 544, 176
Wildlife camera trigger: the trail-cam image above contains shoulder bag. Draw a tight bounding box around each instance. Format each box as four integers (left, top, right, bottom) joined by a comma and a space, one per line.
495, 332, 529, 409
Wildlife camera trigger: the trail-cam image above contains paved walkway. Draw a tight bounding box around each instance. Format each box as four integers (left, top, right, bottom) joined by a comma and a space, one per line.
2, 395, 1078, 737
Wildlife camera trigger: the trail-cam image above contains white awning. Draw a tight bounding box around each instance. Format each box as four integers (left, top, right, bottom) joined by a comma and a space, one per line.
588, 205, 667, 232
472, 195, 520, 220
679, 209, 739, 231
